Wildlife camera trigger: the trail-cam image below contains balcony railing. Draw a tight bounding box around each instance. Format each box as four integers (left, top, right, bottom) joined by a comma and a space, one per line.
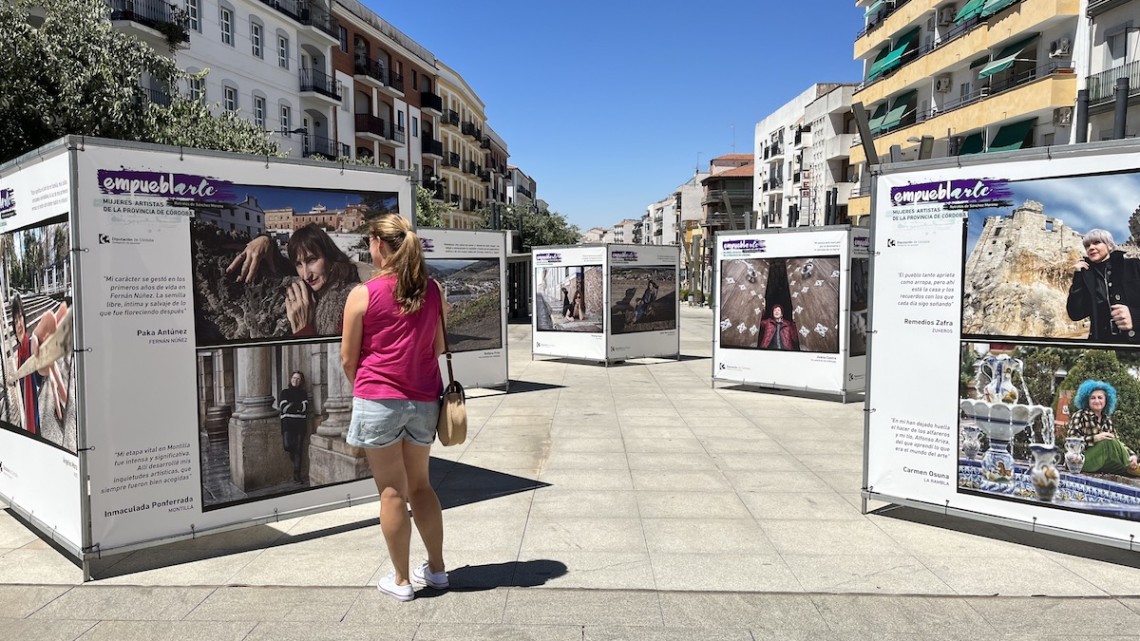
477, 169, 491, 182
517, 186, 532, 199
140, 85, 172, 107
1088, 60, 1140, 106
895, 61, 1074, 137
108, 0, 189, 43
420, 91, 443, 113
303, 135, 345, 159
444, 110, 459, 126
387, 71, 404, 94
461, 121, 477, 138
390, 126, 406, 144
463, 159, 479, 175
446, 152, 460, 168
856, 0, 913, 39
449, 194, 461, 206
421, 138, 443, 156
258, 0, 338, 40
353, 57, 385, 84
354, 113, 385, 138
300, 67, 340, 100
480, 138, 491, 149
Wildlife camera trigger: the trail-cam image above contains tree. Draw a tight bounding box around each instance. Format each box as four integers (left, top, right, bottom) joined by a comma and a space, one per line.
0, 0, 278, 162
486, 203, 580, 249
414, 186, 453, 229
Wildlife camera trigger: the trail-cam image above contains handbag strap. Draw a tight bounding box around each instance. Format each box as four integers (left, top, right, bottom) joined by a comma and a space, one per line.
437, 281, 455, 385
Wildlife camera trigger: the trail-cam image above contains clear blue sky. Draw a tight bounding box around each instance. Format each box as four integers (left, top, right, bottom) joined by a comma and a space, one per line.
364, 1, 865, 232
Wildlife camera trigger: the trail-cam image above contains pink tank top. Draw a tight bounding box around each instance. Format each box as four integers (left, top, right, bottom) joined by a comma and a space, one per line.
353, 275, 442, 402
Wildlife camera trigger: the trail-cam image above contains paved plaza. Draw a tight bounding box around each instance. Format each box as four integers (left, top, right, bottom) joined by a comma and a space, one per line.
4, 306, 1140, 640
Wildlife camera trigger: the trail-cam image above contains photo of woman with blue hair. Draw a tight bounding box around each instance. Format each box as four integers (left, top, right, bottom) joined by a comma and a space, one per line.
1067, 379, 1140, 476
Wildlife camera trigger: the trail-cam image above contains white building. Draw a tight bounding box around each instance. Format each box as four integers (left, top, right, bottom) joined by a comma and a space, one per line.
612, 219, 637, 244
754, 83, 852, 228
1080, 0, 1140, 142
803, 84, 858, 226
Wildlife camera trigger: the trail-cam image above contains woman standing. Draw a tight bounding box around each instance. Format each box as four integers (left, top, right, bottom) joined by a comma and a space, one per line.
277, 371, 310, 483
1067, 379, 1139, 476
1066, 229, 1140, 343
341, 214, 448, 601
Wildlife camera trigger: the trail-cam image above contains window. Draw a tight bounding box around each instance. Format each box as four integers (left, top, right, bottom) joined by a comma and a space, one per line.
280, 105, 292, 135
186, 0, 199, 31
412, 116, 418, 137
188, 77, 205, 102
224, 86, 237, 112
278, 35, 289, 69
338, 82, 348, 110
339, 26, 348, 53
1106, 29, 1128, 69
254, 96, 266, 129
219, 8, 233, 45
397, 111, 405, 131
250, 22, 262, 58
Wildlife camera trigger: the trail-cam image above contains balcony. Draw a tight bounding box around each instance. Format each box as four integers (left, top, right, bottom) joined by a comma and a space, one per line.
354, 113, 386, 141
420, 91, 443, 115
463, 159, 479, 176
299, 67, 340, 103
139, 84, 172, 107
824, 134, 855, 161
108, 0, 189, 47
1088, 0, 1129, 17
422, 138, 443, 158
517, 185, 533, 199
390, 125, 406, 146
303, 135, 347, 159
461, 121, 478, 139
480, 138, 491, 149
353, 57, 385, 89
443, 110, 459, 127
477, 169, 491, 183
378, 70, 404, 98
449, 193, 461, 206
258, 0, 338, 42
1087, 60, 1140, 108
445, 152, 460, 169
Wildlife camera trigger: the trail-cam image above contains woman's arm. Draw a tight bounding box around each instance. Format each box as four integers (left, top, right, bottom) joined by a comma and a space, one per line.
434, 280, 447, 358
340, 285, 369, 385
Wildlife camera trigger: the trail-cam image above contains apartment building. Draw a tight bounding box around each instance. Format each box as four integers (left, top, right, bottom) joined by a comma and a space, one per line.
507, 166, 537, 209
754, 84, 851, 228
701, 154, 754, 230
803, 84, 859, 226
612, 219, 638, 244
580, 227, 609, 243
1082, 0, 1140, 141
850, 0, 1081, 222
645, 196, 678, 246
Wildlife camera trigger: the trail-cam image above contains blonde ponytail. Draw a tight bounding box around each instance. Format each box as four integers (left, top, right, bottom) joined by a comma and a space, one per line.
368, 214, 430, 314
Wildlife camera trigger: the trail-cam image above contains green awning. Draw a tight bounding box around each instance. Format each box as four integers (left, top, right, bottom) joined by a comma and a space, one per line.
954, 0, 987, 24
977, 33, 1040, 79
959, 132, 984, 155
980, 0, 1018, 18
969, 56, 989, 68
864, 0, 885, 16
987, 118, 1036, 153
866, 27, 921, 82
877, 90, 917, 133
867, 102, 889, 134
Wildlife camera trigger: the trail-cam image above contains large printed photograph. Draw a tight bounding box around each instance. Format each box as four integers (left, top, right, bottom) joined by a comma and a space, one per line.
0, 217, 76, 453
197, 341, 372, 510
191, 186, 399, 347
962, 171, 1140, 345
850, 257, 869, 357
534, 265, 604, 332
957, 342, 1140, 521
429, 259, 502, 352
608, 266, 677, 335
718, 256, 841, 353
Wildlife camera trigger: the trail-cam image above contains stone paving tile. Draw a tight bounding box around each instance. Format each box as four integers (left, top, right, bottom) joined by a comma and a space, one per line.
966, 596, 1140, 634
78, 620, 256, 641
642, 518, 775, 555
810, 594, 993, 633
415, 623, 582, 641
649, 553, 802, 592
738, 491, 867, 521
519, 517, 646, 555
722, 470, 832, 493
502, 589, 662, 626
626, 453, 720, 471
659, 592, 827, 633
710, 452, 805, 472
536, 469, 633, 491
1036, 551, 1140, 597
585, 626, 754, 641
622, 438, 707, 454
344, 585, 509, 625
88, 549, 261, 586
529, 489, 639, 519
242, 620, 420, 641
0, 619, 96, 641
631, 470, 732, 492
185, 586, 355, 622
0, 548, 83, 584
760, 519, 899, 556
225, 545, 381, 587
546, 438, 627, 453
0, 584, 71, 618
926, 555, 1108, 597
634, 491, 751, 519
781, 553, 955, 595
517, 551, 653, 590
541, 451, 629, 471
31, 586, 215, 621
0, 514, 40, 548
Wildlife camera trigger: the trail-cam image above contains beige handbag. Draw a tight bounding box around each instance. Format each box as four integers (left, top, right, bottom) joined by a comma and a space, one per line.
436, 292, 467, 446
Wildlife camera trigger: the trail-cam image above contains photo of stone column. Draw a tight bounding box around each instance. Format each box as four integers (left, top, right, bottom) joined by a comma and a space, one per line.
198, 340, 371, 510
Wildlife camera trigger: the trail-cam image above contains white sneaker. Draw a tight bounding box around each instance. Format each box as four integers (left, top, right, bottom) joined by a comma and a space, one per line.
376, 573, 414, 601
411, 562, 449, 589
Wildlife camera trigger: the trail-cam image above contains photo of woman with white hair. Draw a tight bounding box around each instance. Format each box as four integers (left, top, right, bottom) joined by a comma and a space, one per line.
1067, 228, 1140, 344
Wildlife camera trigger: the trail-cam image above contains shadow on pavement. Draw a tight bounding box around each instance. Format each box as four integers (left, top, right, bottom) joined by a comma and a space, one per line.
414, 559, 569, 596
431, 459, 549, 510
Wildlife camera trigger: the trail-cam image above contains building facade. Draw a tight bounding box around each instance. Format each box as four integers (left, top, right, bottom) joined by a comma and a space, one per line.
849, 0, 1081, 222
1082, 0, 1140, 141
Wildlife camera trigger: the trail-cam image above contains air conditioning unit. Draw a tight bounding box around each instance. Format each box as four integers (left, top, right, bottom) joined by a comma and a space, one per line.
934, 75, 952, 93
947, 135, 963, 156
1049, 37, 1072, 58
1053, 106, 1073, 126
937, 5, 956, 25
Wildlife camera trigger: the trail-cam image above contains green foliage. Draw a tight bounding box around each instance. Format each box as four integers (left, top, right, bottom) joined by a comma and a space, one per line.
485, 203, 580, 249
415, 186, 452, 228
679, 287, 689, 301
448, 288, 499, 328
0, 0, 279, 162
1059, 349, 1140, 455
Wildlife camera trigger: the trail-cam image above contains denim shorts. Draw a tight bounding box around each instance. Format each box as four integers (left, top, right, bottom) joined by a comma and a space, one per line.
346, 397, 439, 448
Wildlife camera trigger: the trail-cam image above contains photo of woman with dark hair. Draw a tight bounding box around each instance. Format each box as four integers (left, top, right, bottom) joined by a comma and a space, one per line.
277, 370, 310, 483
284, 224, 362, 336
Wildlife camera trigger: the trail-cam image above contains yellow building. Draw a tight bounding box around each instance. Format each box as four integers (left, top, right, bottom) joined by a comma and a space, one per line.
849, 0, 1080, 223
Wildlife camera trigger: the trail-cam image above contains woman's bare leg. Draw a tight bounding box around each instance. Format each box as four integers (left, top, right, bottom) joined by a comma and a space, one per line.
364, 444, 412, 584
402, 440, 444, 573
